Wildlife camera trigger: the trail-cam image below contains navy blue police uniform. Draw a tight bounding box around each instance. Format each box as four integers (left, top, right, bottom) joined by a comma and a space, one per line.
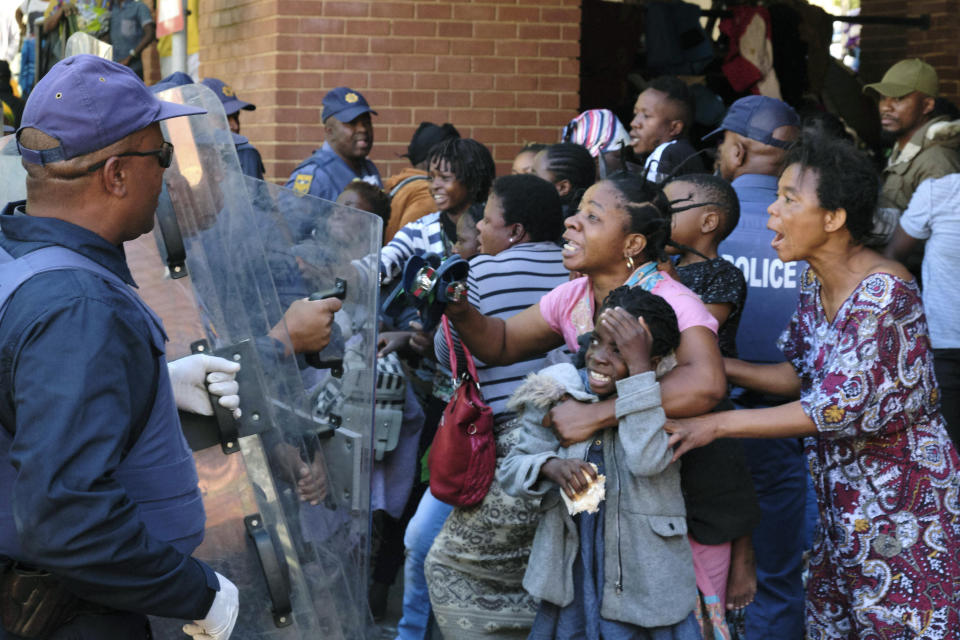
709, 96, 807, 640
0, 54, 230, 638
284, 86, 381, 201
199, 77, 266, 180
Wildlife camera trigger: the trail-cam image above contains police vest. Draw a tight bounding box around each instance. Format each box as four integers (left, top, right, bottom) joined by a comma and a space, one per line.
0, 246, 206, 558
719, 177, 804, 363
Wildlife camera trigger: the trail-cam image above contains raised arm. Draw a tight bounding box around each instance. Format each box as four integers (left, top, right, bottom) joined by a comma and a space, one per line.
724, 359, 801, 398
445, 299, 563, 366
883, 226, 922, 264
659, 325, 727, 418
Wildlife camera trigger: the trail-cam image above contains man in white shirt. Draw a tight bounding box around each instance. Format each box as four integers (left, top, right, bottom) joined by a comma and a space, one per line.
885, 173, 960, 447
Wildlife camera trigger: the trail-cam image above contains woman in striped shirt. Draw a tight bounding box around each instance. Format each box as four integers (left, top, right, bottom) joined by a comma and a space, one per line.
398, 175, 570, 639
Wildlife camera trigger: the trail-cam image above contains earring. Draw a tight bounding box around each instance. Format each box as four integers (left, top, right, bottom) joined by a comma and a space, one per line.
625, 255, 635, 271
509, 237, 515, 243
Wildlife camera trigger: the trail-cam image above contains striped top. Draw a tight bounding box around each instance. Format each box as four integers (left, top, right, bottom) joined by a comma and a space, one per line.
435, 241, 570, 416
379, 211, 447, 286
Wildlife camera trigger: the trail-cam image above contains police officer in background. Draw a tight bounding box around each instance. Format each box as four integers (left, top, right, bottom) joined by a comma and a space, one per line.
0, 56, 239, 639
200, 77, 265, 180
285, 86, 381, 201
706, 95, 806, 640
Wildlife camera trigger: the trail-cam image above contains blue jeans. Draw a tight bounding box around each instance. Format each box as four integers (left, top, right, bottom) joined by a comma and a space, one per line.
395, 488, 453, 640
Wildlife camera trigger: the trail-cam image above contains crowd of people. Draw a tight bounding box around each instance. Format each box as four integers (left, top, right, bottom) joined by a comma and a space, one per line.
343, 56, 960, 640
0, 12, 958, 640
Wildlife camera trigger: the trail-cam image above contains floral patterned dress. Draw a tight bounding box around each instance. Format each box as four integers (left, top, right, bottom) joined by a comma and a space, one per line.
779, 269, 960, 639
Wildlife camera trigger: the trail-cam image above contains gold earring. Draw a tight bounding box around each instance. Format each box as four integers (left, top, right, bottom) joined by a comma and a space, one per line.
626, 255, 635, 271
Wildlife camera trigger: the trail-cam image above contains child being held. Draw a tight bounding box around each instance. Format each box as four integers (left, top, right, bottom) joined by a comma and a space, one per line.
664, 173, 760, 634
662, 174, 746, 358
498, 285, 701, 639
452, 203, 484, 260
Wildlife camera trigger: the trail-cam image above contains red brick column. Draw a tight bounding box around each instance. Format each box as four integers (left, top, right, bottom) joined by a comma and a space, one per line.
198, 0, 582, 182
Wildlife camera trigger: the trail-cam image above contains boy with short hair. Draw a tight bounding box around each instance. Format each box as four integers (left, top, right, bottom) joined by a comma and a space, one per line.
629, 76, 706, 182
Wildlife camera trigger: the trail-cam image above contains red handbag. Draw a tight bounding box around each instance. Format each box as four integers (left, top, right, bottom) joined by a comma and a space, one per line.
428, 316, 496, 507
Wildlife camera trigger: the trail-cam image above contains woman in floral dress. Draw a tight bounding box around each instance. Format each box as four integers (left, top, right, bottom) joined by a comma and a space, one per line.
666, 132, 960, 639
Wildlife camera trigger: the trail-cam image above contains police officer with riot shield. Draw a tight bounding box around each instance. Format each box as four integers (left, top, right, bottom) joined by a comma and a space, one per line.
0, 50, 381, 639
0, 55, 242, 639
140, 80, 381, 640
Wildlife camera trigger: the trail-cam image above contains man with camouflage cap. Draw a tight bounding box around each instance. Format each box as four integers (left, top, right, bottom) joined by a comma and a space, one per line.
865, 58, 960, 231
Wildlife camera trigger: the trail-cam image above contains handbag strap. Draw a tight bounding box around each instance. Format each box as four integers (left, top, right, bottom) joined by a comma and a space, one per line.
441, 315, 480, 381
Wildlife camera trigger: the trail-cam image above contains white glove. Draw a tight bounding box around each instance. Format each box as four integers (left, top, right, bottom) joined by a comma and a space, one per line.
168, 354, 242, 419
182, 572, 239, 640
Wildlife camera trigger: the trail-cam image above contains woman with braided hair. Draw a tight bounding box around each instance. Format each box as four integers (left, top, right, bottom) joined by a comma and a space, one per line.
379, 137, 496, 286
531, 142, 598, 218
445, 171, 725, 431
441, 171, 726, 636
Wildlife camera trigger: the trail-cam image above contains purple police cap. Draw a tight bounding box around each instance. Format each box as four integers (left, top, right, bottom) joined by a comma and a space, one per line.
200, 77, 255, 116
703, 95, 799, 149
17, 55, 206, 165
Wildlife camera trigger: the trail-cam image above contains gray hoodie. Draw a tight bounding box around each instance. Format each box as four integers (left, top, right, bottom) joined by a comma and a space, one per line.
497, 363, 697, 629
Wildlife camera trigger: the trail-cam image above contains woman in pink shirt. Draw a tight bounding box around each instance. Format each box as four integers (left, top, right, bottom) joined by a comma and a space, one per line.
446, 172, 726, 444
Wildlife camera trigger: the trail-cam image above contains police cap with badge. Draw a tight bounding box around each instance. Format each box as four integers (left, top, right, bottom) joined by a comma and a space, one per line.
321, 86, 377, 123
200, 77, 257, 117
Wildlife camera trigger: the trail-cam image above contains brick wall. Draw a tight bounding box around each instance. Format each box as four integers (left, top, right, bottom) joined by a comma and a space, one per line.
859, 0, 960, 104
196, 0, 582, 182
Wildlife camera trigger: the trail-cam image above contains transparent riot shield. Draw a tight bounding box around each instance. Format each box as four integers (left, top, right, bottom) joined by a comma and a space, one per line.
64, 31, 113, 59
130, 83, 380, 639
0, 81, 380, 638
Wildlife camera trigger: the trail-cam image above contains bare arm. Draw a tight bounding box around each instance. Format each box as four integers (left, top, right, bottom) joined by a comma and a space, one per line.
659, 325, 727, 418
121, 23, 156, 66
665, 400, 817, 461
136, 22, 156, 54
704, 302, 733, 327
724, 359, 800, 398
445, 299, 563, 366
883, 226, 922, 263
42, 5, 66, 34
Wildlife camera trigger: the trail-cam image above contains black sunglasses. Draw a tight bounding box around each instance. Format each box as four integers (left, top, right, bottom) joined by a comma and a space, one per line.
86, 141, 174, 173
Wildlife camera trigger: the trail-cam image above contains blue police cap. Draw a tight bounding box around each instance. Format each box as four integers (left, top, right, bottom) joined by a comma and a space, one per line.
200, 77, 255, 117
18, 55, 205, 165
151, 71, 194, 94
703, 95, 799, 149
322, 87, 377, 123
149, 73, 246, 147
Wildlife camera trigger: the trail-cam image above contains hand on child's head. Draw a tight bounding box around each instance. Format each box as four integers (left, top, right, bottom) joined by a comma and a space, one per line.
597, 307, 653, 376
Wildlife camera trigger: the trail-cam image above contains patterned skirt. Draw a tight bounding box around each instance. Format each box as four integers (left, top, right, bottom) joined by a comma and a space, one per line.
424, 417, 542, 639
